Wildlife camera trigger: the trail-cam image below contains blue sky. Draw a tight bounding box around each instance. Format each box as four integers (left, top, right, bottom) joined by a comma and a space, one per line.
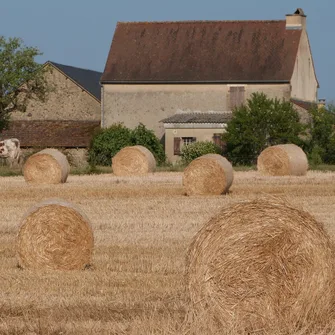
2, 0, 333, 101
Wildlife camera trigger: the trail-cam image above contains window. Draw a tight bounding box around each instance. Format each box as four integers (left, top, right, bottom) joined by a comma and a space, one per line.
173, 137, 196, 155
229, 86, 245, 110
182, 137, 196, 146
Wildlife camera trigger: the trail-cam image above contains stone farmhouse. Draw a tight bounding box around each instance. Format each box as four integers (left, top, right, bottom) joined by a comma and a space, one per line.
101, 8, 319, 163
1, 61, 102, 165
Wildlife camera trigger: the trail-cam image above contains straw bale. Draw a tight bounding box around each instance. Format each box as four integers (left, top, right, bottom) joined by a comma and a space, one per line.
112, 145, 156, 176
257, 144, 308, 176
17, 199, 94, 270
186, 199, 335, 333
183, 154, 234, 195
23, 148, 70, 184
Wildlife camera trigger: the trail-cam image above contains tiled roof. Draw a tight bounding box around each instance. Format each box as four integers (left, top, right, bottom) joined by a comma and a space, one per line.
48, 61, 102, 101
0, 120, 100, 148
161, 112, 232, 124
101, 20, 301, 83
291, 98, 316, 111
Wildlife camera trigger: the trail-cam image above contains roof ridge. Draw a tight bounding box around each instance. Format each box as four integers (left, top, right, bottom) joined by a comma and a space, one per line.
48, 61, 102, 75
117, 19, 285, 25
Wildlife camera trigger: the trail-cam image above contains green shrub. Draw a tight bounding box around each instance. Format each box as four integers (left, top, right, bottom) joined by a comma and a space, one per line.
88, 123, 166, 166
308, 145, 324, 166
324, 134, 335, 163
131, 123, 166, 165
88, 123, 133, 166
180, 141, 221, 165
306, 106, 335, 164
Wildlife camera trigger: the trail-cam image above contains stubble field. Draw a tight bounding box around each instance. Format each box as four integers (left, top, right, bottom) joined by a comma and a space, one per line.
1, 171, 335, 334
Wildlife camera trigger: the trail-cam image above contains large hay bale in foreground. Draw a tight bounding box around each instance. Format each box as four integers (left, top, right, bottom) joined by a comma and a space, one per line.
183, 154, 234, 195
23, 148, 70, 184
112, 145, 156, 176
186, 199, 335, 333
257, 144, 308, 176
17, 199, 94, 270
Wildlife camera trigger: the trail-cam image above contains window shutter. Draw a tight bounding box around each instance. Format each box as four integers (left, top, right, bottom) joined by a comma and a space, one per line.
213, 134, 221, 146
229, 86, 245, 110
174, 137, 181, 155
213, 134, 226, 152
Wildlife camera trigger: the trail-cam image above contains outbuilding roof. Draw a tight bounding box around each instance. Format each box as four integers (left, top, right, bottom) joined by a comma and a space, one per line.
291, 98, 316, 111
101, 20, 301, 83
0, 120, 100, 148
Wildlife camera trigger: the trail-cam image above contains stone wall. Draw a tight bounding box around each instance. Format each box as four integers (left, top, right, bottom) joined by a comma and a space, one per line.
11, 65, 101, 121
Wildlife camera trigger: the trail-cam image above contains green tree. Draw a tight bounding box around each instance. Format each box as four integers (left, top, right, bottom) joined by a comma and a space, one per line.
306, 105, 335, 164
223, 92, 305, 165
0, 36, 49, 130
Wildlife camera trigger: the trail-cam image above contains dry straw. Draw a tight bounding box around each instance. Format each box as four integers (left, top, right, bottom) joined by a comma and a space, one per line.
23, 148, 70, 184
112, 145, 156, 176
186, 199, 335, 334
17, 199, 94, 270
183, 154, 234, 195
257, 144, 308, 176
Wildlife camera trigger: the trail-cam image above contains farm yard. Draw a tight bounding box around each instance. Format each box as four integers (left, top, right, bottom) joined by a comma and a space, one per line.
0, 171, 335, 334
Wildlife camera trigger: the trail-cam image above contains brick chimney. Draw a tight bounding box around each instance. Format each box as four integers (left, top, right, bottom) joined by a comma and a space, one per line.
286, 8, 306, 30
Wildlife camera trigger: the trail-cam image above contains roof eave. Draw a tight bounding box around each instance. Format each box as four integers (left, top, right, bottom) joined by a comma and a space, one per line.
163, 122, 228, 129
100, 79, 291, 85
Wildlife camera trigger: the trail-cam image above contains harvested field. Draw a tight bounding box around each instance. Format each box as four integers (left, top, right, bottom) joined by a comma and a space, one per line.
1, 171, 335, 334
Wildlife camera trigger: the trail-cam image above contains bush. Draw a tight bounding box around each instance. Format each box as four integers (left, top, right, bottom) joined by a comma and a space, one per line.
88, 123, 133, 166
305, 105, 335, 164
88, 123, 166, 166
180, 141, 221, 165
131, 123, 166, 165
308, 145, 324, 166
324, 134, 335, 163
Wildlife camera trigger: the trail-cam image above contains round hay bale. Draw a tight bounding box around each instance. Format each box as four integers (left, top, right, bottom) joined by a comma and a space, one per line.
17, 199, 94, 270
186, 199, 335, 333
23, 148, 70, 184
257, 144, 308, 176
112, 145, 156, 176
183, 154, 234, 195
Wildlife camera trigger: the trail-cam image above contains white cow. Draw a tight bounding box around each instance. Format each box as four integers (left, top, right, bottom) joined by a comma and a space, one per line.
0, 138, 23, 167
